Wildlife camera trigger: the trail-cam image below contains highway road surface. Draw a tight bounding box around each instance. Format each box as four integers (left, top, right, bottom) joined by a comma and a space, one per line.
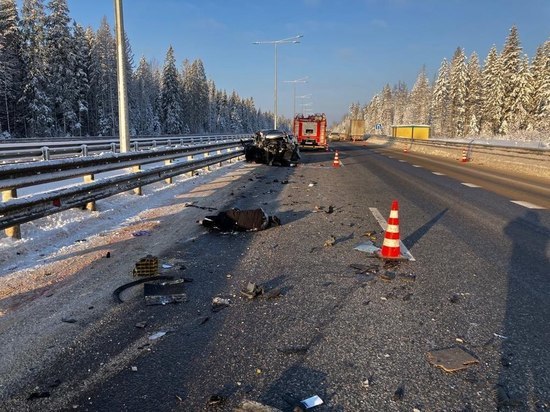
1, 142, 548, 411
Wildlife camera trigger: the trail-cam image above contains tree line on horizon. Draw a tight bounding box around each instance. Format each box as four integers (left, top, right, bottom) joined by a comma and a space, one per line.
0, 0, 276, 139
338, 27, 549, 141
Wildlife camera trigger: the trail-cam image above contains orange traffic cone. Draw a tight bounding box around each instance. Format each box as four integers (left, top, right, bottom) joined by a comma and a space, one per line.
332, 151, 340, 167
377, 200, 402, 260
460, 148, 469, 162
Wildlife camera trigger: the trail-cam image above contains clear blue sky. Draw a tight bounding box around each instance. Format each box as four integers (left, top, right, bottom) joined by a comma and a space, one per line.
63, 0, 549, 125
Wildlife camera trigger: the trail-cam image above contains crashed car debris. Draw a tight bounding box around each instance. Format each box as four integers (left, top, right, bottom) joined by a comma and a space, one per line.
244, 129, 301, 166
200, 208, 281, 232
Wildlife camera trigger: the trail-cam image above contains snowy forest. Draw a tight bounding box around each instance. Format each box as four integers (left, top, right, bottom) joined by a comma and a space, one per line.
337, 27, 549, 141
0, 0, 275, 139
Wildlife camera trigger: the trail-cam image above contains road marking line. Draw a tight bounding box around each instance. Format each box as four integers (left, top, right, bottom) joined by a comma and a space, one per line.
412, 165, 422, 168
369, 207, 416, 261
432, 172, 445, 175
398, 160, 406, 162
462, 183, 481, 188
510, 200, 545, 209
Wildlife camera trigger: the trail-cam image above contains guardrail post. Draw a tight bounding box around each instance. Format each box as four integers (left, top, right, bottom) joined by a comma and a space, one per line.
133, 141, 139, 151
111, 142, 117, 153
164, 159, 173, 184
41, 146, 50, 161
133, 165, 142, 195
2, 189, 21, 239
81, 144, 88, 157
83, 174, 96, 211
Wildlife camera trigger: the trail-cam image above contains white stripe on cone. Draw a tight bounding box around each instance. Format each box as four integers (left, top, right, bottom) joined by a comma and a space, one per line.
382, 238, 400, 248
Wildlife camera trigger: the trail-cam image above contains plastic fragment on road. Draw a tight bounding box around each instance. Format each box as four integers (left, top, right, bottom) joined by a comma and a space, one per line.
354, 241, 380, 255
200, 208, 281, 232
148, 331, 166, 340
427, 346, 479, 372
144, 280, 187, 305
324, 235, 336, 247
300, 395, 324, 409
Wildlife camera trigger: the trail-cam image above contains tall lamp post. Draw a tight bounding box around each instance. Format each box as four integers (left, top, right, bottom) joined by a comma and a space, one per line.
283, 76, 308, 119
296, 94, 312, 115
253, 35, 302, 129
114, 0, 129, 153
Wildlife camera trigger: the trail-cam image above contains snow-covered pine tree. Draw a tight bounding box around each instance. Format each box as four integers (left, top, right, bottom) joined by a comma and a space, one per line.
160, 46, 184, 134
0, 0, 24, 136
45, 0, 78, 136
405, 66, 430, 125
90, 17, 117, 136
530, 40, 550, 132
19, 0, 52, 137
134, 56, 160, 135
481, 45, 505, 135
501, 26, 523, 134
71, 22, 90, 136
207, 79, 217, 133
379, 85, 394, 131
449, 47, 468, 137
465, 52, 481, 136
431, 59, 451, 137
392, 81, 408, 126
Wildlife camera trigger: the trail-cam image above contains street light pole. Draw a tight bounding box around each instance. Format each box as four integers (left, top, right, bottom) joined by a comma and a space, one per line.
253, 35, 303, 129
114, 0, 129, 153
283, 76, 308, 119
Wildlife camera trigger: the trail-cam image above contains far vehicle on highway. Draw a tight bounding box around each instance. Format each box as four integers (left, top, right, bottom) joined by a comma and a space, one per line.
328, 131, 341, 141
293, 113, 328, 150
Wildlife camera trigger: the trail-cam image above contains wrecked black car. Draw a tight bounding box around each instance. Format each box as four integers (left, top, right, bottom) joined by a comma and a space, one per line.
244, 129, 301, 166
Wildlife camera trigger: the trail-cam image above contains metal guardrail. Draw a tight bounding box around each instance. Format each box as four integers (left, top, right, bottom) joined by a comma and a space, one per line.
0, 134, 248, 163
0, 138, 253, 237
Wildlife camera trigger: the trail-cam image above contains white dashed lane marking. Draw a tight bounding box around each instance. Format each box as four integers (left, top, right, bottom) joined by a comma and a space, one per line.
412, 165, 422, 168
398, 160, 406, 162
510, 200, 545, 209
432, 172, 445, 175
462, 183, 482, 188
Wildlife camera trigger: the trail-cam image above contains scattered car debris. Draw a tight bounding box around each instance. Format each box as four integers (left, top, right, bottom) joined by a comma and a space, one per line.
241, 282, 264, 299
133, 255, 159, 277
149, 331, 167, 340
398, 273, 416, 282
379, 270, 397, 282
349, 263, 379, 274
354, 241, 379, 255
264, 287, 282, 299
207, 394, 226, 406
427, 346, 479, 372
212, 297, 231, 312
144, 280, 187, 305
112, 276, 174, 303
135, 321, 147, 329
402, 293, 413, 301
234, 399, 283, 412
183, 202, 217, 211
132, 230, 151, 237
61, 317, 77, 324
324, 235, 336, 247
493, 333, 508, 339
200, 208, 281, 232
197, 316, 210, 325
105, 252, 111, 258
297, 395, 324, 410
131, 366, 138, 372
161, 263, 173, 269
449, 293, 461, 303
244, 129, 300, 166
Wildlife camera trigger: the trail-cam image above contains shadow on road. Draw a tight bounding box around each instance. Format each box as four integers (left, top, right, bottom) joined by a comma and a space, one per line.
501, 211, 550, 409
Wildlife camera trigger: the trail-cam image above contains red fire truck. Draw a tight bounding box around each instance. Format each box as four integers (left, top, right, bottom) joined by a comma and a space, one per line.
293, 113, 327, 149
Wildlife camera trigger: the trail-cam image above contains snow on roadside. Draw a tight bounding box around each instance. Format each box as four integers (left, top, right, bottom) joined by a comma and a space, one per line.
0, 161, 245, 280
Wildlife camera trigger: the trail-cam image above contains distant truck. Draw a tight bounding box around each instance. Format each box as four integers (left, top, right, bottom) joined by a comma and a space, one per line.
293, 113, 327, 149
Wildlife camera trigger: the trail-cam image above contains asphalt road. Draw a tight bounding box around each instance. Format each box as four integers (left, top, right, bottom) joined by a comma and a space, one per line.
5, 143, 549, 411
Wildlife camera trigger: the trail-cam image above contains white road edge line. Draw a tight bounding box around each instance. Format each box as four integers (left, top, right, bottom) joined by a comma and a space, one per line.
461, 183, 482, 188
369, 207, 416, 261
432, 172, 445, 175
510, 200, 545, 209
398, 160, 406, 162
412, 165, 422, 168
